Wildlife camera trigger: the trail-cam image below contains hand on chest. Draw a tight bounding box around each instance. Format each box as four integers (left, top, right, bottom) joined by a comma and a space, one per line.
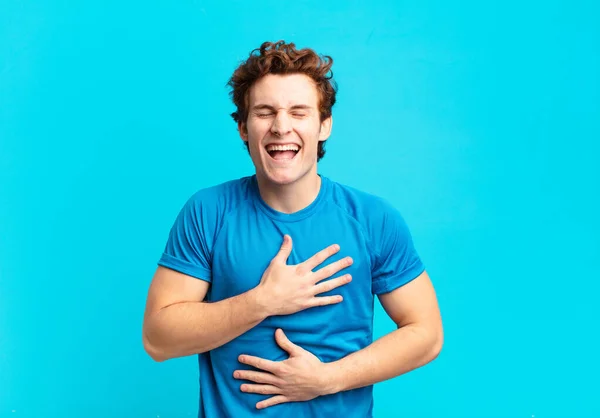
210, 223, 372, 301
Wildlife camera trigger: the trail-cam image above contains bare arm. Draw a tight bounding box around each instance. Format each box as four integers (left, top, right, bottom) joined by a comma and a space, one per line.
142, 235, 353, 362
323, 270, 443, 393
142, 266, 269, 361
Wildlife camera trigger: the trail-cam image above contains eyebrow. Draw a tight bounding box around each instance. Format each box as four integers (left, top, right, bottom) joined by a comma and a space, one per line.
252, 104, 313, 111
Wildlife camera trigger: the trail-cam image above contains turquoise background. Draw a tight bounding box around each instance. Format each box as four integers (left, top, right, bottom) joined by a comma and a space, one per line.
1, 0, 599, 417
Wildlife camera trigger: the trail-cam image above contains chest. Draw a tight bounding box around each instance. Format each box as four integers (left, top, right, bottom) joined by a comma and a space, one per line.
207, 210, 373, 301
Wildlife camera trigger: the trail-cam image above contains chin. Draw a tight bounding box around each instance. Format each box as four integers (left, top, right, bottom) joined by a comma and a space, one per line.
259, 164, 313, 187
263, 171, 302, 186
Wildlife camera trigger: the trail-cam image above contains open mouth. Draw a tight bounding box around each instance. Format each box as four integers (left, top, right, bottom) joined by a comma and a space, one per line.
265, 144, 301, 161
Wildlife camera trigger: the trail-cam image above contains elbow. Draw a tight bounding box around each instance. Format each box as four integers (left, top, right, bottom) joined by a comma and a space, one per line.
142, 326, 204, 361
142, 327, 169, 362
143, 336, 166, 362
428, 325, 444, 361
430, 331, 443, 360
408, 322, 443, 363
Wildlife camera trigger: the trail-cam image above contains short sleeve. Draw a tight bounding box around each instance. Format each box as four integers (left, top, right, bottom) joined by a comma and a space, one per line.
157, 193, 215, 283
370, 200, 425, 295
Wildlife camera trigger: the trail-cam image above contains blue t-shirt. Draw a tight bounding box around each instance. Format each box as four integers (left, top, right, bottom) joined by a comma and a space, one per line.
157, 174, 425, 418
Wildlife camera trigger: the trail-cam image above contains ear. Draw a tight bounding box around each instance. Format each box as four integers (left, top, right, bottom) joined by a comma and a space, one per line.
238, 121, 248, 142
318, 116, 333, 142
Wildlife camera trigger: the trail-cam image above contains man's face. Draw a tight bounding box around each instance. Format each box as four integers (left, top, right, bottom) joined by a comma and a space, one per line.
239, 73, 332, 186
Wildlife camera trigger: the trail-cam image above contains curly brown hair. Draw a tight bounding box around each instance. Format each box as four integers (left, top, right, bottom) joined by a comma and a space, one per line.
227, 40, 338, 161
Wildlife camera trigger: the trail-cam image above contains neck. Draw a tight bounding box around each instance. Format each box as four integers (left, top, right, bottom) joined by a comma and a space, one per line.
256, 169, 322, 214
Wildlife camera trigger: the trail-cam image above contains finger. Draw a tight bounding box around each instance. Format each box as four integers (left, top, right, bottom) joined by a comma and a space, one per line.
241, 384, 282, 395
272, 235, 293, 264
274, 328, 300, 356
256, 395, 289, 410
234, 370, 282, 385
238, 354, 279, 374
310, 294, 344, 308
314, 256, 353, 282
299, 243, 340, 273
313, 274, 352, 295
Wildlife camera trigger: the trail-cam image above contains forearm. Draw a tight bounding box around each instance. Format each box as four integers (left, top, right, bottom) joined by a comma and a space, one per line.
324, 324, 443, 393
143, 287, 268, 361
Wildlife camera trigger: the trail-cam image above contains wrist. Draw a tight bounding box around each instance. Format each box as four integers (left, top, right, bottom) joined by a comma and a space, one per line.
320, 361, 343, 396
247, 285, 274, 319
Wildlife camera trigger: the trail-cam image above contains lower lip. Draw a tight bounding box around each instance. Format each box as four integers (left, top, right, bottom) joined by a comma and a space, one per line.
266, 150, 301, 165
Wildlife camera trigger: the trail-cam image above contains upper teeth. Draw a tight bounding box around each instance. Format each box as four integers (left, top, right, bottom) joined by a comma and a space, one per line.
266, 144, 300, 152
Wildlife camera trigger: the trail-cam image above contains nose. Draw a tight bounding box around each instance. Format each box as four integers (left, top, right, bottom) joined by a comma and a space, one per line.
271, 111, 292, 137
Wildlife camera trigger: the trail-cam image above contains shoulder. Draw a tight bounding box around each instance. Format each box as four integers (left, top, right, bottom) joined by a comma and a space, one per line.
326, 176, 400, 222
184, 175, 254, 214
172, 176, 255, 237
325, 176, 413, 247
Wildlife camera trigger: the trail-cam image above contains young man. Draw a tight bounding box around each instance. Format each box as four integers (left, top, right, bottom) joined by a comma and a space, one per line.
142, 41, 443, 417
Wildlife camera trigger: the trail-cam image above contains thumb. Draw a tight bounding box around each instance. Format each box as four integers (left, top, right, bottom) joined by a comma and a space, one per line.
274, 235, 292, 264
275, 328, 300, 356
